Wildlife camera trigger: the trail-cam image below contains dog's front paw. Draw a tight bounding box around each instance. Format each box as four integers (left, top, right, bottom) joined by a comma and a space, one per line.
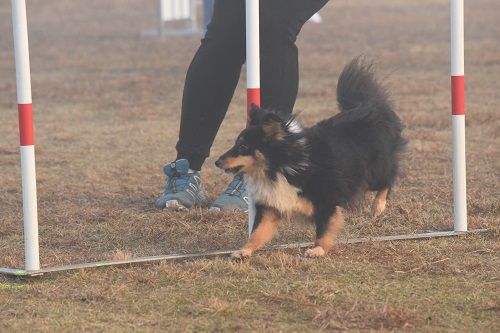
232, 248, 253, 259
371, 201, 386, 217
304, 246, 326, 258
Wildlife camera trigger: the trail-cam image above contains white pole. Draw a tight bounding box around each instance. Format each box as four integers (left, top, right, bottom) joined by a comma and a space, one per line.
11, 0, 40, 271
245, 0, 260, 237
450, 0, 467, 232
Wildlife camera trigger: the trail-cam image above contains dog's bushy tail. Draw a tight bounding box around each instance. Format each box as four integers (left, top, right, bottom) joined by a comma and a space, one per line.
336, 57, 390, 113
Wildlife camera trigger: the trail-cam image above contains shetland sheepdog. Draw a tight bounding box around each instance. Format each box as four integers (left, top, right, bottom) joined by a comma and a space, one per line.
215, 58, 406, 258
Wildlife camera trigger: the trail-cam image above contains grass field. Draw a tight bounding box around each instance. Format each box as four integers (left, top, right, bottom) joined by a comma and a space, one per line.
0, 0, 499, 331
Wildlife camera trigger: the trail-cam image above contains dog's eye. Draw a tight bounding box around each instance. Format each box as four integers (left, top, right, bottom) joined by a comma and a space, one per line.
238, 144, 250, 154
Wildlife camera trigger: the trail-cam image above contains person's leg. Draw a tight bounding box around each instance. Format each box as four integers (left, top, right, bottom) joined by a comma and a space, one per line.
260, 0, 329, 114
156, 0, 245, 210
176, 0, 245, 171
176, 0, 329, 171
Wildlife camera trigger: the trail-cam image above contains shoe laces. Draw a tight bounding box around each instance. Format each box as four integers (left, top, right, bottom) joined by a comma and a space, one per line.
166, 173, 194, 193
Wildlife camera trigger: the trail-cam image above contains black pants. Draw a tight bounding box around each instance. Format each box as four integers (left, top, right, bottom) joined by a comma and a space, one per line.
176, 0, 329, 170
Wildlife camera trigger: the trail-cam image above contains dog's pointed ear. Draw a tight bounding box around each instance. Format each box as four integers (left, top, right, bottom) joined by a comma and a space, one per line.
248, 104, 263, 126
248, 106, 287, 140
261, 112, 286, 140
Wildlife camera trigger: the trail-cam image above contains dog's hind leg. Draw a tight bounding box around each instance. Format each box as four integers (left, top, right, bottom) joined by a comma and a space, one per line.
305, 207, 344, 258
371, 188, 390, 217
232, 207, 280, 259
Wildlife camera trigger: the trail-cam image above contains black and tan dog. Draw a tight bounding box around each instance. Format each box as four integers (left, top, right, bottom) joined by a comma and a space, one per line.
215, 58, 406, 258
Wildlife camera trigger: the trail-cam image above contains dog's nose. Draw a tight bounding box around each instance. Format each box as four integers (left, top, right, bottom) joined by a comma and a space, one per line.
215, 158, 223, 169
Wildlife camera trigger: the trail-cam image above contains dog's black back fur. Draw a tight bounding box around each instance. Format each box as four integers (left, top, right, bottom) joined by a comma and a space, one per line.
304, 58, 406, 207
247, 58, 406, 210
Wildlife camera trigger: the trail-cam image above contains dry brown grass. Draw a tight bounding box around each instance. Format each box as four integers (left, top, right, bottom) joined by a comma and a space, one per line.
0, 0, 499, 331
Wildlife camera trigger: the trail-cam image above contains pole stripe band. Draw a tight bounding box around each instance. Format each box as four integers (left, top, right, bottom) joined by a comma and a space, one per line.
451, 76, 465, 115
247, 88, 261, 109
18, 103, 34, 146
247, 88, 261, 126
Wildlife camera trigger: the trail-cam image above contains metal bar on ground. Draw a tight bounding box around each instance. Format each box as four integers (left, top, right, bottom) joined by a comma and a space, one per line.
245, 0, 260, 237
450, 0, 467, 232
0, 229, 487, 277
11, 0, 40, 272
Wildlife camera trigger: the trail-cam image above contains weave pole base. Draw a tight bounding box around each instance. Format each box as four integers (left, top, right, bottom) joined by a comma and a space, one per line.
0, 229, 487, 277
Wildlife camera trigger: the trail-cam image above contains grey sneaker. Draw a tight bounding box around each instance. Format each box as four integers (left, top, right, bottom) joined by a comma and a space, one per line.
155, 159, 208, 210
209, 173, 249, 212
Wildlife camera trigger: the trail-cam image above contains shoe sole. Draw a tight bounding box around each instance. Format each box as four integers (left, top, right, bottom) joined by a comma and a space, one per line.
165, 200, 188, 211
208, 206, 248, 213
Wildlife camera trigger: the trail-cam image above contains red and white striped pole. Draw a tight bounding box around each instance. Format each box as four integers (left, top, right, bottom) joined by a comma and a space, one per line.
11, 0, 40, 271
246, 0, 260, 116
245, 0, 260, 236
450, 0, 467, 232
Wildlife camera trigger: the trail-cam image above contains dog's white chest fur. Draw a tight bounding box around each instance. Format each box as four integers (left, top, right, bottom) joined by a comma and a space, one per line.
248, 173, 301, 214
